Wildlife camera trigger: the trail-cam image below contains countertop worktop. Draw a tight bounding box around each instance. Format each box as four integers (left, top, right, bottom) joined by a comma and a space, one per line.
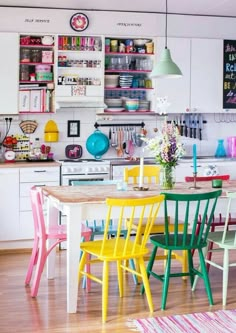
0, 161, 61, 168
109, 156, 236, 166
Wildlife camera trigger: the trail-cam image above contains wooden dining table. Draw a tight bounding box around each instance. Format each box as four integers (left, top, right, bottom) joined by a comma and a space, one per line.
42, 179, 236, 313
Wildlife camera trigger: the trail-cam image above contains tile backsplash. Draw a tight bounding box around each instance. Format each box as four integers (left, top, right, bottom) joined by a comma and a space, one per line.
0, 111, 236, 160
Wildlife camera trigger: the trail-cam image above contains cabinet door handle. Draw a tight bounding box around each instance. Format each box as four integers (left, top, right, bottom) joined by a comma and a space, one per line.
34, 170, 47, 173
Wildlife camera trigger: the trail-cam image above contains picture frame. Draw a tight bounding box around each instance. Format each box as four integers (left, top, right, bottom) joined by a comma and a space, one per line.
67, 120, 80, 137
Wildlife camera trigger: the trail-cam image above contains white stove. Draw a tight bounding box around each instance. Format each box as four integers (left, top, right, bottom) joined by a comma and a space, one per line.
59, 159, 111, 185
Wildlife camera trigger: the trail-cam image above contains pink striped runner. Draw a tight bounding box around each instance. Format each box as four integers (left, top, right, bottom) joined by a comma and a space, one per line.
130, 309, 236, 333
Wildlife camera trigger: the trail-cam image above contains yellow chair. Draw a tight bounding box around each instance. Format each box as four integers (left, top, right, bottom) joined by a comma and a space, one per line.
124, 165, 187, 277
78, 195, 165, 323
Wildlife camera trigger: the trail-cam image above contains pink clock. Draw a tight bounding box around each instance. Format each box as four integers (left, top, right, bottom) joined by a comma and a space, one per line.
70, 13, 89, 32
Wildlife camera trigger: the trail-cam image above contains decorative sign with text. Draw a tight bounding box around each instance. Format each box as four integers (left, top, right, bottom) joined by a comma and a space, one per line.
223, 40, 236, 109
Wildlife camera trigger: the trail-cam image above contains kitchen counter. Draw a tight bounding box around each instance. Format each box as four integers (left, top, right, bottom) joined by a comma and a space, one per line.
109, 158, 156, 166
0, 160, 61, 168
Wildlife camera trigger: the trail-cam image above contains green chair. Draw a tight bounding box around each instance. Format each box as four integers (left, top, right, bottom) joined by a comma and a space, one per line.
141, 190, 222, 310
192, 191, 236, 306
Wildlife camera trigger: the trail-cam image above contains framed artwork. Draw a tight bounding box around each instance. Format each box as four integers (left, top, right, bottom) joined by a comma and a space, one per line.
67, 120, 80, 137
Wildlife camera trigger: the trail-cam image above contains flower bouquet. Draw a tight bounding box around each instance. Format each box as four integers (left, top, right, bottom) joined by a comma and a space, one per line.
143, 121, 185, 189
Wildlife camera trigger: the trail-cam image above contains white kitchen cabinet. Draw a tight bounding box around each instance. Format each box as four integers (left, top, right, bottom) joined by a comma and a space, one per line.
155, 37, 191, 114
103, 36, 156, 116
0, 33, 19, 115
156, 38, 224, 114
19, 34, 55, 114
19, 166, 60, 239
55, 35, 104, 108
176, 159, 236, 181
0, 168, 19, 241
191, 39, 224, 113
0, 165, 60, 245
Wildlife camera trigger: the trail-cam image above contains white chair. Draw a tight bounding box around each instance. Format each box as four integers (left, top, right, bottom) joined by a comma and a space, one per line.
192, 191, 236, 306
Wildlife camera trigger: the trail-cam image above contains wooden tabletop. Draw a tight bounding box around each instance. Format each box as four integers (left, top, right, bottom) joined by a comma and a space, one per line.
42, 180, 236, 203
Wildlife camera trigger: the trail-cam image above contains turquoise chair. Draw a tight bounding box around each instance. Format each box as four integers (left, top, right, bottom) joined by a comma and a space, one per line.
141, 190, 222, 310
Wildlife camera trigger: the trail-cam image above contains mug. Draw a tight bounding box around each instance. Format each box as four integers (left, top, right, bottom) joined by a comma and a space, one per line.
212, 179, 222, 188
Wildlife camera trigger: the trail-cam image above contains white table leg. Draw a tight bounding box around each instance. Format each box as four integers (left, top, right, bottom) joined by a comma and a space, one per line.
66, 204, 82, 313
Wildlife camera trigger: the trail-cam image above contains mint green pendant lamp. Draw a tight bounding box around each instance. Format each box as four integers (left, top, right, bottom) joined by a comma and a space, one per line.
151, 0, 182, 78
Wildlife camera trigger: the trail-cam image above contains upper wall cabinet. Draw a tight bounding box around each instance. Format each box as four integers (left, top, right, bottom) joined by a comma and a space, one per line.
191, 38, 224, 113
103, 37, 156, 116
154, 37, 191, 114
19, 34, 55, 114
0, 33, 19, 115
55, 35, 104, 108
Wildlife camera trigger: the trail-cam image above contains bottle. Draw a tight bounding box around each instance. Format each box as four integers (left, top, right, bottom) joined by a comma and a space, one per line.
33, 138, 41, 157
215, 139, 226, 158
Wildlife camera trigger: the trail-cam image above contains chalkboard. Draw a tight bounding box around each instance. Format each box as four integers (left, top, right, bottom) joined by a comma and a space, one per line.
223, 40, 236, 109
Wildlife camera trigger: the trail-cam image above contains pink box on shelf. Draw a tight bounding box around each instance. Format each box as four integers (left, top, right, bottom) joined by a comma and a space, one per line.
42, 50, 53, 63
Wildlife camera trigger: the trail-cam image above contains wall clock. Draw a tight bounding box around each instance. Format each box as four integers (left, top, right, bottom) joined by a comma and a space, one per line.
70, 13, 89, 32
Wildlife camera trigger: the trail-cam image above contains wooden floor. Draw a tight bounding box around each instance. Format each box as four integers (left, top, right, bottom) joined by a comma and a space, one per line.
1, 249, 236, 333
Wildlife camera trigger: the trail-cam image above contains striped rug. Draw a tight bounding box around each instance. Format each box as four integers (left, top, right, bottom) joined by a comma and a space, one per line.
130, 309, 236, 333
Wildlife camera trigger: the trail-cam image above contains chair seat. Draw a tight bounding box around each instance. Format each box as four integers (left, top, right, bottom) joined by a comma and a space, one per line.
81, 238, 149, 260
208, 230, 236, 248
150, 234, 207, 250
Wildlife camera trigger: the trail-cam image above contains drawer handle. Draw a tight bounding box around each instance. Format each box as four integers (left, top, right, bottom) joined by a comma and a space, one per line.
34, 170, 47, 173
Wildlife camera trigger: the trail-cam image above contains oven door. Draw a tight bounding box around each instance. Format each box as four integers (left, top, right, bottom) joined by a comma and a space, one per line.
61, 173, 110, 186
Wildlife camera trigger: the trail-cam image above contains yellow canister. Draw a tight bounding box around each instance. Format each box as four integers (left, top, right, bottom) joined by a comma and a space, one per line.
44, 132, 59, 142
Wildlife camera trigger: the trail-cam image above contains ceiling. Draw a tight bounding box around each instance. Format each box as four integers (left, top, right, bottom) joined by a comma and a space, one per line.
1, 0, 236, 18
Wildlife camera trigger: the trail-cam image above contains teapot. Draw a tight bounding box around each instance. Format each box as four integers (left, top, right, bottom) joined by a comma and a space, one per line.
41, 35, 54, 46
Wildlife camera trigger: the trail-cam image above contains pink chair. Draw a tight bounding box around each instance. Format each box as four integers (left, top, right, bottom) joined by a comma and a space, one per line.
25, 186, 92, 297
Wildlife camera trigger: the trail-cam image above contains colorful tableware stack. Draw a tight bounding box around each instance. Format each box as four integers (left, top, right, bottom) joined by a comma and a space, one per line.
125, 99, 139, 112
119, 74, 133, 88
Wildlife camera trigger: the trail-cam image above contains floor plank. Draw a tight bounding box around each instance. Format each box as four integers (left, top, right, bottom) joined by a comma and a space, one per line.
1, 249, 236, 332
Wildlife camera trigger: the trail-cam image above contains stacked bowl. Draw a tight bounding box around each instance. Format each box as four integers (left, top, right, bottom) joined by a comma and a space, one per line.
138, 100, 150, 111
119, 74, 133, 88
124, 99, 139, 112
105, 74, 119, 88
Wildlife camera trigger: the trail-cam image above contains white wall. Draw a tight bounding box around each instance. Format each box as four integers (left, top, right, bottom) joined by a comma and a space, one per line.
0, 7, 236, 159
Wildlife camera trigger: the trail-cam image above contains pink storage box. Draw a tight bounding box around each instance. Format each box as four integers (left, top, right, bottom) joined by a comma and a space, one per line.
35, 64, 51, 73
42, 51, 53, 63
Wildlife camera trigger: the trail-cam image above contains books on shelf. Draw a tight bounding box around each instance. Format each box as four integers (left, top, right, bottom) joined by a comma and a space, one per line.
19, 87, 52, 112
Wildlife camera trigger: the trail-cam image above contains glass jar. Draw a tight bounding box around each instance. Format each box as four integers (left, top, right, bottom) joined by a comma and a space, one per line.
31, 49, 41, 63
20, 48, 30, 62
160, 165, 176, 190
20, 65, 29, 81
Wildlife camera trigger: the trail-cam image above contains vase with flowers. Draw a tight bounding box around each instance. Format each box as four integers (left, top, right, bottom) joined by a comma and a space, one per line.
143, 121, 185, 189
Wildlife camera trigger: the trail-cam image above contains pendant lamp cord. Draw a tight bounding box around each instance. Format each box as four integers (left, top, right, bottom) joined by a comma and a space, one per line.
165, 0, 168, 49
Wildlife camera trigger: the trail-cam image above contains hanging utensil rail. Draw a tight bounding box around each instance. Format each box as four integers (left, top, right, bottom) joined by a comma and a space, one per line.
94, 121, 145, 129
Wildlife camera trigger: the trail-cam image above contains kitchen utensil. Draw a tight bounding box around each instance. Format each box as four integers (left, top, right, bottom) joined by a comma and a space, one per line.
184, 114, 188, 137
189, 114, 193, 138
193, 114, 198, 139
198, 114, 203, 140
180, 114, 184, 136
65, 144, 83, 159
116, 128, 123, 157
86, 130, 109, 159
